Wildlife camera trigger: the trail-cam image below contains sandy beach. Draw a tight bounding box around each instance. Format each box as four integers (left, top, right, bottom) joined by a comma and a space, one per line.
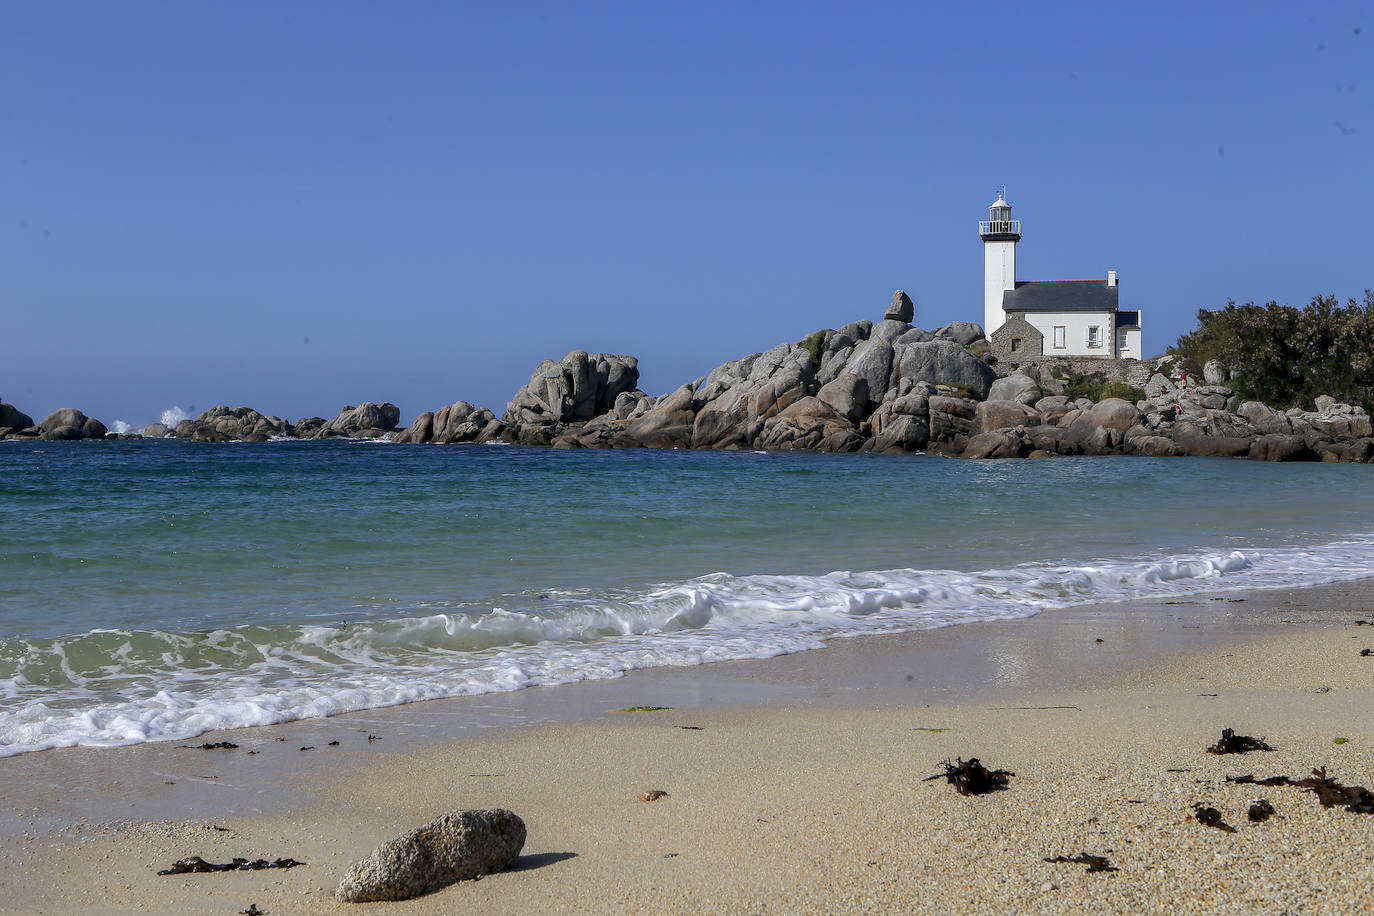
3, 581, 1373, 915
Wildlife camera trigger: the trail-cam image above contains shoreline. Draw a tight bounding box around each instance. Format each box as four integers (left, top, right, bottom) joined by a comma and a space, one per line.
2, 578, 1373, 912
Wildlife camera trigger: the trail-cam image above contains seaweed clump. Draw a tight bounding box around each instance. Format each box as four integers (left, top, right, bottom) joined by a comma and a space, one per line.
1044, 852, 1117, 873
1227, 768, 1374, 815
157, 856, 305, 876
1192, 804, 1237, 833
923, 757, 1014, 796
1206, 728, 1274, 755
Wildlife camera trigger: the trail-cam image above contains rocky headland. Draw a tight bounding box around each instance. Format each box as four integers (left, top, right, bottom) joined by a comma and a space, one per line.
5, 291, 1373, 462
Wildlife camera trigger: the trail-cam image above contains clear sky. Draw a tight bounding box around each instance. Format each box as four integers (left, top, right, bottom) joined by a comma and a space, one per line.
3, 1, 1369, 428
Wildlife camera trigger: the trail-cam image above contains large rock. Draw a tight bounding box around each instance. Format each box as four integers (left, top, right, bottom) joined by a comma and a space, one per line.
395, 402, 503, 444
1080, 398, 1144, 432
1171, 427, 1254, 458
891, 340, 997, 400
844, 338, 894, 404
757, 398, 863, 452
986, 372, 1042, 406
1236, 401, 1293, 436
1, 402, 35, 431
973, 400, 1041, 436
316, 402, 402, 439
621, 382, 698, 448
963, 429, 1027, 459
1248, 434, 1316, 462
504, 352, 639, 425
884, 290, 914, 323
933, 321, 985, 346
1203, 359, 1229, 385
815, 373, 869, 422
39, 408, 107, 440
176, 406, 293, 441
870, 318, 912, 343
1144, 373, 1176, 398
336, 808, 526, 903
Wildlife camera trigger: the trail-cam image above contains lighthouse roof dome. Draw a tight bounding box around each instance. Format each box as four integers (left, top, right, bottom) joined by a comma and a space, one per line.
989, 193, 1011, 209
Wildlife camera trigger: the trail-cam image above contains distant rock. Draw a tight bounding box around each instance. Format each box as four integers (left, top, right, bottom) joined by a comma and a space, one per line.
39, 408, 107, 440
175, 406, 294, 441
336, 809, 526, 903
504, 351, 639, 426
395, 401, 503, 444
884, 290, 915, 323
313, 402, 402, 439
1, 402, 35, 432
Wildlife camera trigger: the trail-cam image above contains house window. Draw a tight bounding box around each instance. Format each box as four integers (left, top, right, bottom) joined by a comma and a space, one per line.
1087, 326, 1102, 348
1053, 326, 1066, 349
1010, 338, 1022, 352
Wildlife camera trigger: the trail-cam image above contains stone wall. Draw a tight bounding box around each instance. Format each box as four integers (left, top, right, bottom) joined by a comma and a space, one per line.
992, 356, 1156, 390
988, 316, 1044, 362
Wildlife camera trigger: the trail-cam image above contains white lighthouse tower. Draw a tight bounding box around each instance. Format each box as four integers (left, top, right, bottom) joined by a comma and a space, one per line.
980, 189, 1021, 336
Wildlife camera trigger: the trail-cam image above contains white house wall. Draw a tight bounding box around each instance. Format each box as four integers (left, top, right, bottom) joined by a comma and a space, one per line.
1021, 312, 1116, 358
1118, 327, 1141, 360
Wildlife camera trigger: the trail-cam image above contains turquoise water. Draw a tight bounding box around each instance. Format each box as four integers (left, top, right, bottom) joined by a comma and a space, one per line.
3, 439, 1373, 755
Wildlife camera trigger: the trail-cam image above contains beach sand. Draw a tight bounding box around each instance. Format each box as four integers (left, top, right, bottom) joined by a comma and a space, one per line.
2, 582, 1373, 914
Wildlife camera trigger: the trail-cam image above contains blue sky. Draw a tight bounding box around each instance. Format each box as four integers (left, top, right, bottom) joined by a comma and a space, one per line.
3, 2, 1369, 427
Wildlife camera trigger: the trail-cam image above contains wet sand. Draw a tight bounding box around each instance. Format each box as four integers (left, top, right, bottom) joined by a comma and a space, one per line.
2, 580, 1373, 914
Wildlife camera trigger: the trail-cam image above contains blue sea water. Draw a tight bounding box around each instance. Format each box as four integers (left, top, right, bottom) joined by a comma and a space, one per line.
2, 438, 1373, 756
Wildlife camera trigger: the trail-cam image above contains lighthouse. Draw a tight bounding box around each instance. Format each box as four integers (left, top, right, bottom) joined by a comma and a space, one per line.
979, 189, 1020, 336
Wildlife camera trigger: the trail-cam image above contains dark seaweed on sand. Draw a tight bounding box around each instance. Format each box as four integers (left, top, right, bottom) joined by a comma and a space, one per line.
1191, 804, 1237, 833
1045, 852, 1118, 873
1226, 768, 1374, 815
1206, 728, 1274, 755
179, 741, 238, 750
157, 856, 306, 875
923, 758, 1014, 795
1247, 799, 1277, 822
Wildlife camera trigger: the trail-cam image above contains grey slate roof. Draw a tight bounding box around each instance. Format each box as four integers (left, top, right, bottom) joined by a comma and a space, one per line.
1001, 280, 1119, 313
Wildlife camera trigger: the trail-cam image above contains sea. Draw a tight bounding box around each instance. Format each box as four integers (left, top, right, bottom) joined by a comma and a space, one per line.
3, 438, 1374, 758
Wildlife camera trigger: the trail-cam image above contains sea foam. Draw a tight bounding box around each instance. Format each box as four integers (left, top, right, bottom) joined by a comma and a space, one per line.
2, 538, 1371, 757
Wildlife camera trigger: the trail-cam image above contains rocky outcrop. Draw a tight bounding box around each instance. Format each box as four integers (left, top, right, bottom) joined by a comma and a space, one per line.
312, 402, 402, 439
986, 372, 1042, 406
173, 406, 294, 442
884, 289, 915, 323
39, 409, 107, 440
0, 402, 35, 435
394, 402, 503, 444
504, 351, 640, 426
336, 808, 525, 903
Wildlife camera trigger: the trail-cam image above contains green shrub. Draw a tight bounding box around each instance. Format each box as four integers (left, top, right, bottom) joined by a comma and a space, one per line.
801, 330, 830, 367
1063, 371, 1146, 403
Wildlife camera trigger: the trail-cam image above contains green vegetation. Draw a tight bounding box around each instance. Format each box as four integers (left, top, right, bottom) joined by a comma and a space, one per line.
1170, 291, 1374, 411
934, 382, 975, 400
1062, 371, 1146, 403
610, 705, 674, 713
910, 727, 950, 733
965, 341, 990, 360
1334, 737, 1351, 745
801, 330, 830, 367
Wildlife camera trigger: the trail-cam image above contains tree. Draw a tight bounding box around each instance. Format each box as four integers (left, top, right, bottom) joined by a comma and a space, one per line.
1170, 291, 1374, 412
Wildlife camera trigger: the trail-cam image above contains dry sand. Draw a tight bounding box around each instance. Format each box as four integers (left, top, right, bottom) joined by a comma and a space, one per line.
2, 582, 1374, 915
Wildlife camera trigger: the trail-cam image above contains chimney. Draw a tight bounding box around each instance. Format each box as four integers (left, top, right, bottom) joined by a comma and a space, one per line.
1107, 269, 1118, 287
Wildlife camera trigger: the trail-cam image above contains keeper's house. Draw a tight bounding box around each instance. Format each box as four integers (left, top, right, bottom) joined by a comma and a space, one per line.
980, 191, 1142, 361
